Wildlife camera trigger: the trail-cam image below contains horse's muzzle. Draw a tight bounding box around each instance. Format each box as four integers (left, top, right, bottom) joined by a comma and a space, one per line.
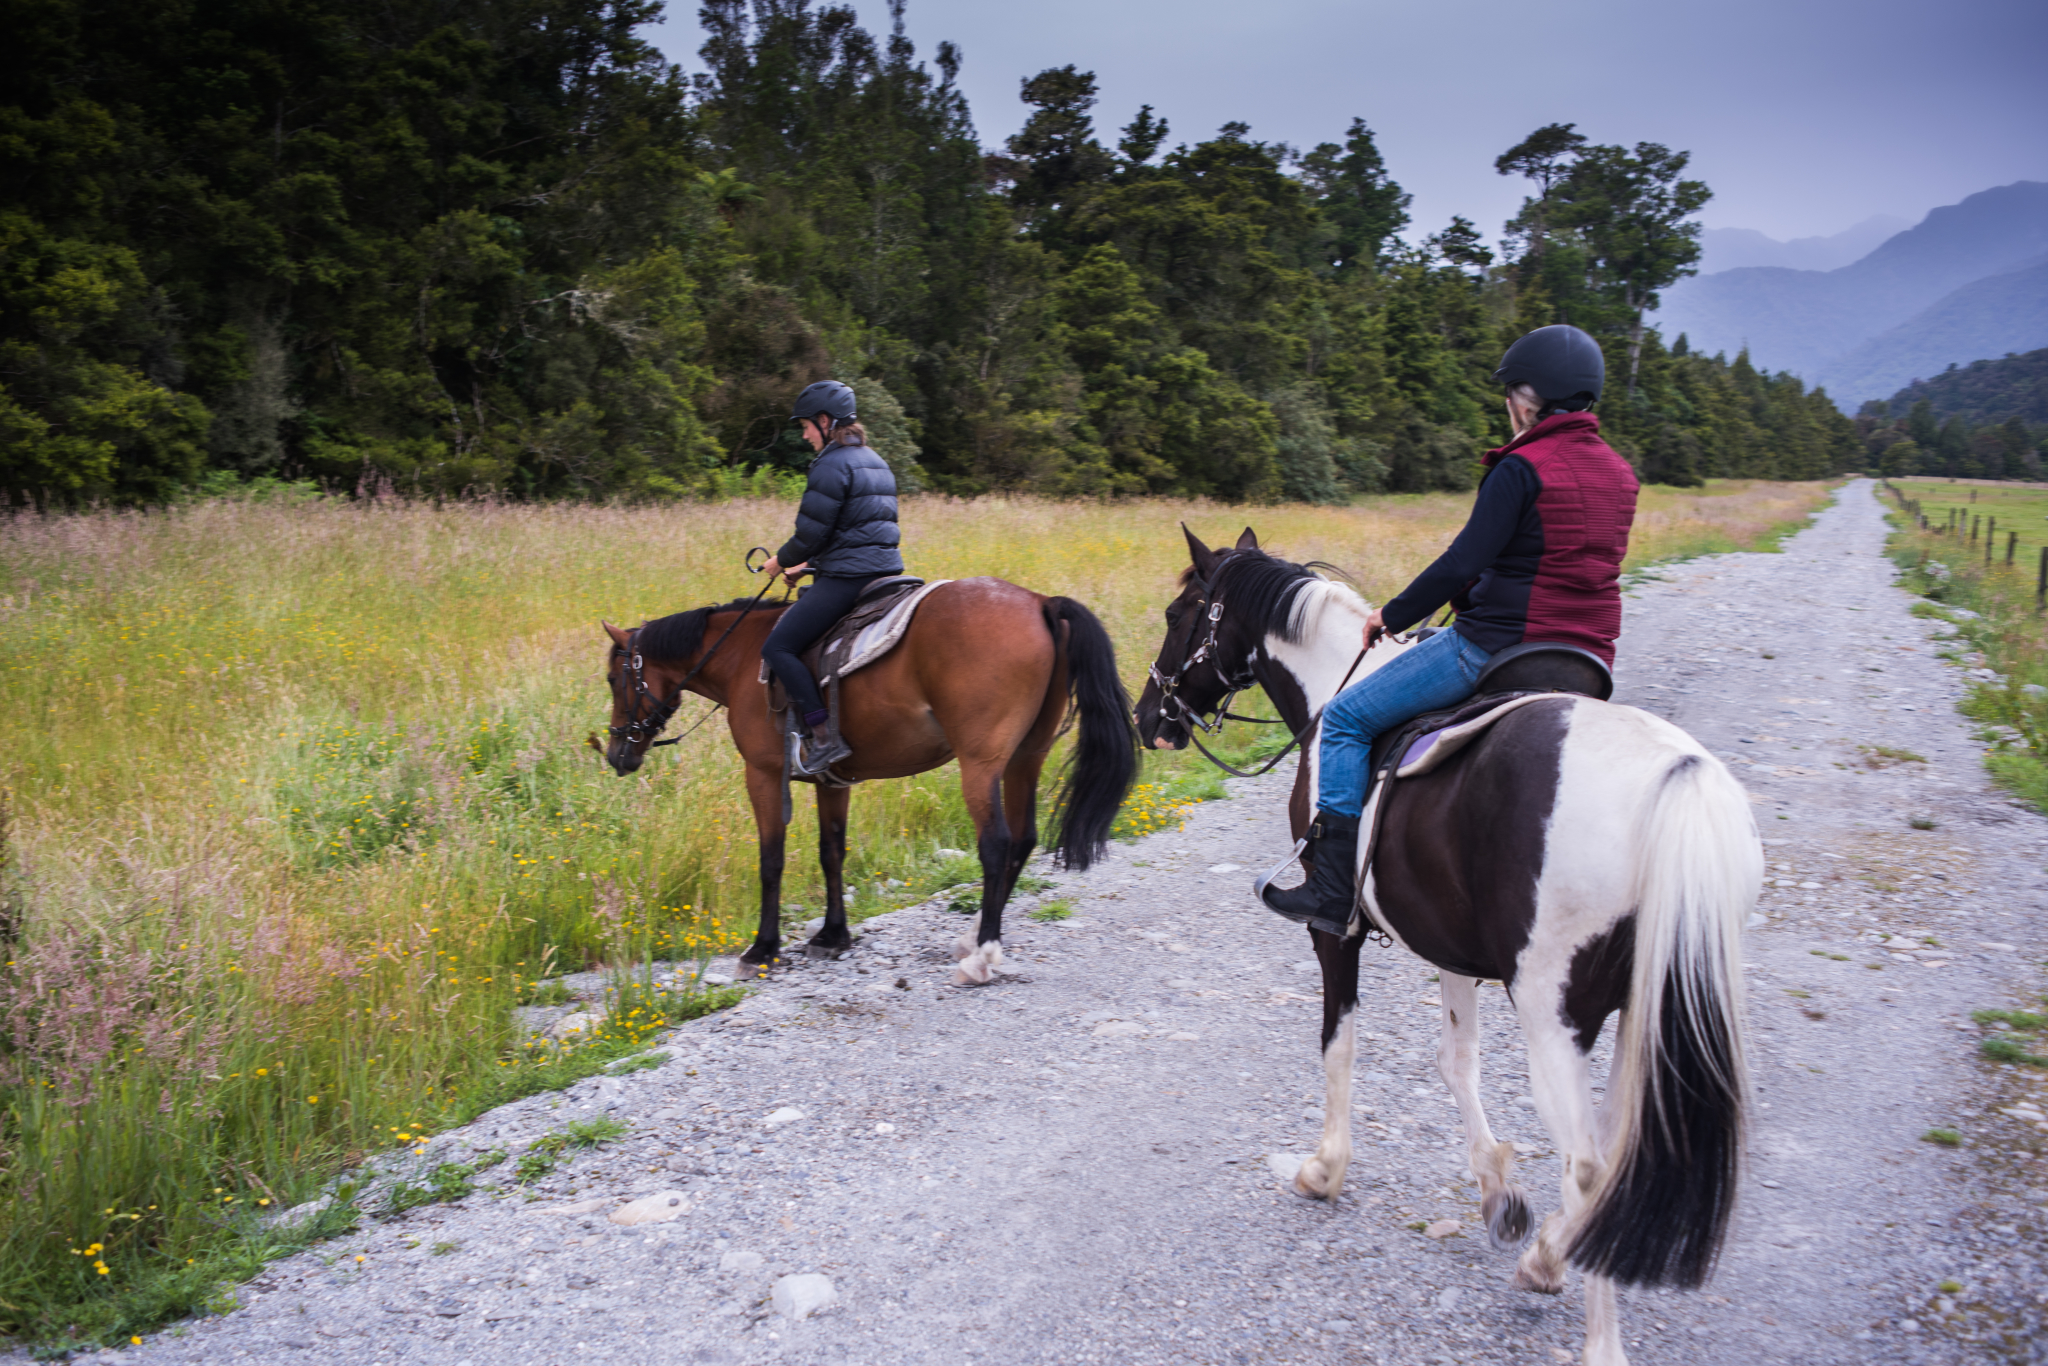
606, 742, 644, 775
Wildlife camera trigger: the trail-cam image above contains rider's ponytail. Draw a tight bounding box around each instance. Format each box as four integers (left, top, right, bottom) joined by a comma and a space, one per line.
828, 421, 868, 447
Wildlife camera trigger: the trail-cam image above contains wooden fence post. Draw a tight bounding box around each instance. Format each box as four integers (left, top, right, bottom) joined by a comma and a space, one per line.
2037, 546, 2046, 610
2009, 531, 2019, 566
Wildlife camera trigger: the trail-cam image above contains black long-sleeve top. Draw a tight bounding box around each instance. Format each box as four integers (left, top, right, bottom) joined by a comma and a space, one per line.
1381, 455, 1544, 655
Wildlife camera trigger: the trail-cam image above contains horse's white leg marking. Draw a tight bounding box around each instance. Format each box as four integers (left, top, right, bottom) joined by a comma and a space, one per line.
1436, 974, 1529, 1249
1513, 993, 1605, 1300
951, 914, 1003, 984
951, 918, 1003, 985
1294, 1006, 1355, 1200
1581, 1274, 1628, 1366
1514, 994, 1631, 1366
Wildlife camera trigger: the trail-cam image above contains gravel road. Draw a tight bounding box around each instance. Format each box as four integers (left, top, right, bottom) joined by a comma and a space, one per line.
95, 479, 2048, 1366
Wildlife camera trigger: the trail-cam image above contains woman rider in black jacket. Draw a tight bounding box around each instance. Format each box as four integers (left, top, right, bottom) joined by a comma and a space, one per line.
758, 380, 905, 774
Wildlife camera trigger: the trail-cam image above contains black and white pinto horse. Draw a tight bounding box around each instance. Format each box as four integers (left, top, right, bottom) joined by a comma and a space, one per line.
1136, 528, 1757, 1366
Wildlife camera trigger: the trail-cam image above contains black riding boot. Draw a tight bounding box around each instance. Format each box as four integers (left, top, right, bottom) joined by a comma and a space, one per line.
797, 707, 852, 775
1260, 811, 1360, 937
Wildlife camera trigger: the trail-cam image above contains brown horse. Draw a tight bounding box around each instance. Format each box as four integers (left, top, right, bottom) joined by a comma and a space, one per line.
600, 578, 1137, 981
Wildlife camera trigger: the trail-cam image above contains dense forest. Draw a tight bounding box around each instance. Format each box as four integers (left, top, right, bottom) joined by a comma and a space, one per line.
0, 0, 1861, 506
1857, 347, 2048, 480
1872, 350, 2048, 428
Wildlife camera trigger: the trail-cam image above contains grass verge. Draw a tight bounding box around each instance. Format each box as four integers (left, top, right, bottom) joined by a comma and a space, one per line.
1878, 480, 2048, 813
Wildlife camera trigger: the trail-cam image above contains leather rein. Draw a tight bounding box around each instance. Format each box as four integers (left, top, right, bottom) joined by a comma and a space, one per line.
1148, 564, 1366, 779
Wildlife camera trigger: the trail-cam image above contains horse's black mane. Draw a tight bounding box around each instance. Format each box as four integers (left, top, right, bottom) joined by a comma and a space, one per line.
633, 597, 788, 661
1183, 549, 1346, 646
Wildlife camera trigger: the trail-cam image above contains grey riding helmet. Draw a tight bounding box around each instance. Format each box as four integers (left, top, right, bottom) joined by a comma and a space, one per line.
790, 380, 858, 425
1492, 325, 1604, 414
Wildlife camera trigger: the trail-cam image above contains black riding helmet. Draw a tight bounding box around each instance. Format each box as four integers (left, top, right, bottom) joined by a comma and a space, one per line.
1492, 325, 1604, 415
790, 379, 857, 425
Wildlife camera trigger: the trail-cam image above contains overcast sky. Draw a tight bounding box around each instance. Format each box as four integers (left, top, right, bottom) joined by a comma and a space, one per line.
646, 0, 2047, 247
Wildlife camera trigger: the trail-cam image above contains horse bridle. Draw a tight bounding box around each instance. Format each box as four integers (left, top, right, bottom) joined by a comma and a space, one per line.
607, 556, 789, 752
1147, 584, 1263, 739
1150, 558, 1366, 780
610, 633, 689, 750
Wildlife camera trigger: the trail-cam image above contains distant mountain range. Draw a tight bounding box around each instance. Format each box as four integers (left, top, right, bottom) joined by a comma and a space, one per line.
1697, 216, 1907, 274
1652, 181, 2048, 407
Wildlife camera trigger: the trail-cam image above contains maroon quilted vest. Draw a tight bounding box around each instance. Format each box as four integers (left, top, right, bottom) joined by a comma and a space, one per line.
1483, 413, 1639, 666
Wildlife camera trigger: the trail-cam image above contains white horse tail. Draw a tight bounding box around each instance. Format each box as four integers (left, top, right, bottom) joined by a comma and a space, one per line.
1569, 750, 1757, 1288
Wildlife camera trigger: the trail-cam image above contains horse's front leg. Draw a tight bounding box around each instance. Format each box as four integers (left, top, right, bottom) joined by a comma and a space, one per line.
806, 784, 854, 959
952, 765, 1009, 986
1294, 927, 1363, 1200
1437, 973, 1531, 1250
738, 762, 788, 971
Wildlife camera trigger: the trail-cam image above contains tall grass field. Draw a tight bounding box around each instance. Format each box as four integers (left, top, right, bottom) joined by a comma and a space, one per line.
0, 478, 1829, 1343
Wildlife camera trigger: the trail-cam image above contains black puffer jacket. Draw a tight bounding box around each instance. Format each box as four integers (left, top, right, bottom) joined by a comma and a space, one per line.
775, 438, 904, 577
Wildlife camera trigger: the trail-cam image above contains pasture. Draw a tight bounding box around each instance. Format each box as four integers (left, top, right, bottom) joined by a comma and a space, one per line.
0, 478, 1828, 1340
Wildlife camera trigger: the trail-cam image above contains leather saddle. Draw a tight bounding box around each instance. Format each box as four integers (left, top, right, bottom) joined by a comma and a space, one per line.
1363, 642, 1613, 801
761, 575, 927, 784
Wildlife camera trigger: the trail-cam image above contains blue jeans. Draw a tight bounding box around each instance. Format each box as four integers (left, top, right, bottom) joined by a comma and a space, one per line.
1317, 628, 1492, 818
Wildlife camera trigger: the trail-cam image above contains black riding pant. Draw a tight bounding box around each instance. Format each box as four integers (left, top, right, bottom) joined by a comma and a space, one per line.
762, 574, 878, 720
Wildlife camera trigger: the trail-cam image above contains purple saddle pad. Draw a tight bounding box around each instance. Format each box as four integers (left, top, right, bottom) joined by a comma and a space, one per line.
1400, 728, 1446, 769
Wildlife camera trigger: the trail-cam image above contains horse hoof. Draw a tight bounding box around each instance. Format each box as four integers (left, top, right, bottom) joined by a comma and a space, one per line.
1514, 1250, 1565, 1296
805, 941, 848, 961
1291, 1158, 1335, 1201
1483, 1186, 1533, 1251
737, 947, 785, 972
951, 962, 990, 986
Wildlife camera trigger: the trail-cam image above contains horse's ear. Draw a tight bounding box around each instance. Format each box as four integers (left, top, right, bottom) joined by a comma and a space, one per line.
1181, 522, 1218, 578
602, 621, 632, 649
1234, 526, 1259, 551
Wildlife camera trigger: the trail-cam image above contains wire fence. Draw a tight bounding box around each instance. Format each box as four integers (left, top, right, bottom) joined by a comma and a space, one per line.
1880, 477, 2048, 610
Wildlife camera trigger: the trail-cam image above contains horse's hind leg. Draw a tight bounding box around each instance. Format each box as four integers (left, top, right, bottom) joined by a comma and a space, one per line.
1437, 973, 1531, 1250
1294, 928, 1363, 1200
1511, 995, 1630, 1366
805, 785, 854, 959
953, 764, 1010, 986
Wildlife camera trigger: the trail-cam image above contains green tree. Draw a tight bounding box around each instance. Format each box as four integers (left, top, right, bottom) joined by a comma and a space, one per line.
1047, 244, 1277, 497
1545, 143, 1711, 394
1004, 66, 1115, 235
1298, 119, 1411, 277
1495, 123, 1586, 268
1880, 438, 1921, 478
1907, 399, 1940, 447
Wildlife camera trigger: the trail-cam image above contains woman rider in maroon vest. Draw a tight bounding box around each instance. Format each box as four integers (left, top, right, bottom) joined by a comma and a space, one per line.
1263, 325, 1640, 933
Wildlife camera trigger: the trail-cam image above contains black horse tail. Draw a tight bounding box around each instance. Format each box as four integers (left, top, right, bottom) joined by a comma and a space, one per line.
1569, 751, 1754, 1288
1043, 596, 1138, 871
